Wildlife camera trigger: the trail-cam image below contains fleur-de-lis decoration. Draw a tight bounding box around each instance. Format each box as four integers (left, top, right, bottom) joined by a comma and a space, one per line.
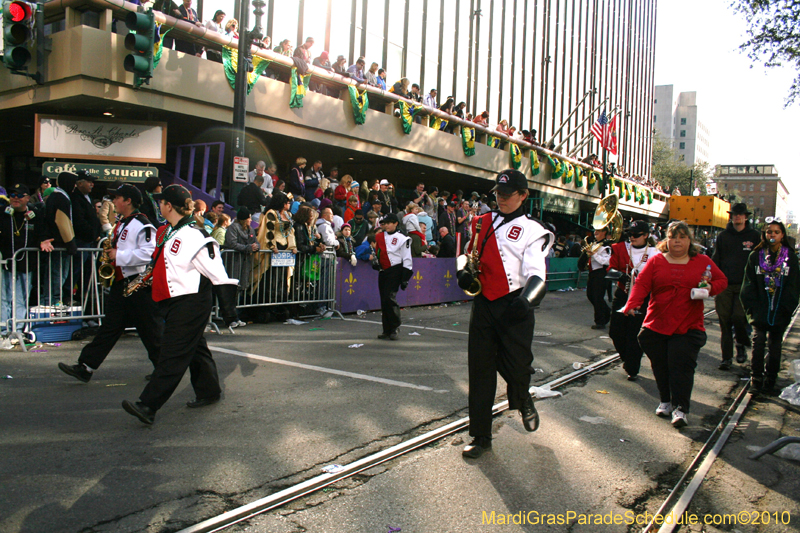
444, 270, 453, 288
345, 272, 357, 295
412, 271, 423, 290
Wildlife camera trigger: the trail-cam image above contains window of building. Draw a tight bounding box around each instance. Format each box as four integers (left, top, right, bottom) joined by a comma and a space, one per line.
761, 183, 766, 191
653, 115, 657, 122
679, 155, 685, 161
760, 197, 765, 205
679, 142, 685, 149
750, 184, 754, 192
680, 118, 686, 125
680, 130, 686, 137
654, 99, 657, 103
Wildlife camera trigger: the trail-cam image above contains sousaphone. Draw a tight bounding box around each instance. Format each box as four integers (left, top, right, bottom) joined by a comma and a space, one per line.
582, 193, 623, 254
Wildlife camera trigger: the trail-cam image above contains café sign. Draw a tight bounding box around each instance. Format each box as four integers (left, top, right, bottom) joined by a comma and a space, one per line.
34, 114, 167, 164
43, 162, 159, 183
540, 192, 580, 215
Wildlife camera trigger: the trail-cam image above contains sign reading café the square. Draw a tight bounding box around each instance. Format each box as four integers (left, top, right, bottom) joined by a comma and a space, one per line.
34, 114, 167, 164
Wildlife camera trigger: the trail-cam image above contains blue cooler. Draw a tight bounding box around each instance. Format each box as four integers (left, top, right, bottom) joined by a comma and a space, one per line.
29, 306, 84, 342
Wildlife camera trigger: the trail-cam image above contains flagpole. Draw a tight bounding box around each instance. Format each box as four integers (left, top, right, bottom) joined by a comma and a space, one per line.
601, 144, 607, 198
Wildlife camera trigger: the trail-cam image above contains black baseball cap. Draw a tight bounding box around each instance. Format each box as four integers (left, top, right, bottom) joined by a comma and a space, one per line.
7, 183, 30, 195
491, 169, 529, 194
107, 183, 143, 206
153, 184, 192, 206
381, 213, 400, 224
75, 169, 97, 182
628, 220, 650, 237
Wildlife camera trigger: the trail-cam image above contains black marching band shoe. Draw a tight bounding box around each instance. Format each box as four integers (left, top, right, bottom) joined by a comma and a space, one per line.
520, 394, 540, 432
122, 400, 156, 425
462, 436, 492, 459
186, 395, 221, 408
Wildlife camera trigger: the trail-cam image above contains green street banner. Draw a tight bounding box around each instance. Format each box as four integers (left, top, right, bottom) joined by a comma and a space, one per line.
398, 101, 421, 134
462, 126, 476, 156
562, 162, 573, 184
153, 23, 171, 69
348, 86, 368, 125
551, 157, 565, 180
574, 165, 583, 188
530, 150, 540, 176
588, 172, 599, 190
510, 143, 522, 169
290, 67, 313, 108
487, 135, 500, 148
431, 116, 449, 131
222, 46, 271, 94
648, 190, 654, 204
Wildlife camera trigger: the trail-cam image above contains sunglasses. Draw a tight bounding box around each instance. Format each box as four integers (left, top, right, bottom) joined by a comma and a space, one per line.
8, 193, 28, 199
765, 216, 782, 223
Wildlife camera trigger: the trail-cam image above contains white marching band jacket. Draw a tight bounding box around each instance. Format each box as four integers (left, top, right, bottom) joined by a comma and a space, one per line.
113, 215, 155, 279
151, 225, 238, 302
376, 230, 413, 271
468, 212, 554, 301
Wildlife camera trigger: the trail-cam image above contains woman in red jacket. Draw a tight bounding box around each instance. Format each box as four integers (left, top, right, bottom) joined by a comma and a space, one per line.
623, 221, 727, 428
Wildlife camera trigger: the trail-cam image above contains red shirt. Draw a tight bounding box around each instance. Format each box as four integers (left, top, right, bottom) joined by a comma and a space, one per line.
624, 253, 727, 335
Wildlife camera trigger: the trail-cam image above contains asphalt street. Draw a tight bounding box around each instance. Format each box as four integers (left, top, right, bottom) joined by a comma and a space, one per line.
1, 290, 799, 533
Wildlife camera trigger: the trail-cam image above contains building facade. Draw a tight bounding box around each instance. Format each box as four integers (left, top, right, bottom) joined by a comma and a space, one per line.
716, 165, 790, 223
652, 85, 711, 167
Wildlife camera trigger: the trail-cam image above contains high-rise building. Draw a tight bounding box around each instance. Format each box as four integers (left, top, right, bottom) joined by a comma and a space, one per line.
716, 164, 790, 222
652, 85, 711, 167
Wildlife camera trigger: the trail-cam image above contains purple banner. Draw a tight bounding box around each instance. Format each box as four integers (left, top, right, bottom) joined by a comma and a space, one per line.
335, 258, 473, 313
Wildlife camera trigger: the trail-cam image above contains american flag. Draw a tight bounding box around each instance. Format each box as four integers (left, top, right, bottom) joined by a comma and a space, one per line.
591, 110, 608, 144
591, 110, 619, 155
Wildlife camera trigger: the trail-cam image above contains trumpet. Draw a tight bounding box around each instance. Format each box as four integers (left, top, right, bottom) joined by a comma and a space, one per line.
98, 238, 115, 288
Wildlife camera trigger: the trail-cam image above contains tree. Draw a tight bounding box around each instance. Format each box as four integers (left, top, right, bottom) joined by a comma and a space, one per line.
650, 134, 711, 194
732, 0, 800, 106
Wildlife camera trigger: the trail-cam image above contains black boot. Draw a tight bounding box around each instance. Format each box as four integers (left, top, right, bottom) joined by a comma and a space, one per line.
520, 395, 540, 432
763, 376, 778, 397
750, 375, 763, 395
462, 436, 492, 459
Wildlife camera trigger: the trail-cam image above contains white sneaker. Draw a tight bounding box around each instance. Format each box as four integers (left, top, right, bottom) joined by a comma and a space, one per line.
655, 402, 672, 417
236, 320, 247, 327
671, 408, 688, 428
229, 321, 239, 329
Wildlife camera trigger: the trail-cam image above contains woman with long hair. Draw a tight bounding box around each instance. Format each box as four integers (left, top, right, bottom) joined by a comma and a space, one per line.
211, 213, 230, 246
223, 208, 260, 307
334, 174, 354, 209
623, 221, 727, 428
740, 219, 800, 395
256, 192, 297, 301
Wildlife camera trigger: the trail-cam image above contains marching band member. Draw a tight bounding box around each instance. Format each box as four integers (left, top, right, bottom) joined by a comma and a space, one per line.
458, 169, 553, 459
607, 220, 657, 381
58, 184, 162, 382
579, 225, 613, 330
122, 185, 238, 425
374, 213, 413, 340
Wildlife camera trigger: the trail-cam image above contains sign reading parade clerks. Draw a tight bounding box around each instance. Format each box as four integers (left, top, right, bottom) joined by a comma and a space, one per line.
42, 162, 159, 183
34, 114, 167, 164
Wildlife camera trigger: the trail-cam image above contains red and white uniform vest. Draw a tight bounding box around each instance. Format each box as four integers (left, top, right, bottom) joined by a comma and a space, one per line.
113, 215, 155, 280
376, 230, 413, 271
151, 225, 238, 302
589, 243, 612, 271
468, 212, 554, 301
608, 242, 657, 291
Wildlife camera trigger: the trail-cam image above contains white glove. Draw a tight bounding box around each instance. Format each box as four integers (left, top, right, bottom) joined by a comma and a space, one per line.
349, 255, 357, 267
690, 288, 709, 300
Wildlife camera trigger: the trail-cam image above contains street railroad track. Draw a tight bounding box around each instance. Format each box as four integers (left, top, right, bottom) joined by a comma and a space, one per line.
178, 308, 786, 533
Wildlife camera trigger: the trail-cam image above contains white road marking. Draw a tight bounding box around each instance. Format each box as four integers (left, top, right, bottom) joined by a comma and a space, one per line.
208, 345, 446, 392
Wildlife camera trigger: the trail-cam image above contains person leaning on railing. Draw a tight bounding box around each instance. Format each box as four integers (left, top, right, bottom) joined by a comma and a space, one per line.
223, 208, 259, 310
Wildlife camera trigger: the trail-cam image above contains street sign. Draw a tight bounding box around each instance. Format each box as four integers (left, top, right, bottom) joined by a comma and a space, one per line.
233, 156, 249, 183
706, 181, 717, 195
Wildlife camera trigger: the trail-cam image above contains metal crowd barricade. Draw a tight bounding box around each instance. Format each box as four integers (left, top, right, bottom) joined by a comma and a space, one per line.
217, 249, 342, 319
8, 244, 106, 352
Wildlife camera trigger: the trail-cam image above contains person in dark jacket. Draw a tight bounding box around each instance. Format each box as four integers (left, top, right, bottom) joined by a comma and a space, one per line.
287, 158, 307, 200
69, 170, 102, 307
711, 203, 762, 370
39, 172, 79, 304
349, 210, 369, 246
237, 175, 269, 222
740, 219, 800, 395
437, 226, 456, 258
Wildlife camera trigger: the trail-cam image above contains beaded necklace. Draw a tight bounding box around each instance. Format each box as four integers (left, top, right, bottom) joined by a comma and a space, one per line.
758, 245, 790, 325
157, 217, 196, 249
9, 210, 29, 259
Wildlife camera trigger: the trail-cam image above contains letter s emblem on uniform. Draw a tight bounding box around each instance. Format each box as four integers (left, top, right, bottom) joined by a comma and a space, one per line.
392, 237, 398, 245
120, 229, 128, 241
170, 239, 181, 254
507, 226, 523, 241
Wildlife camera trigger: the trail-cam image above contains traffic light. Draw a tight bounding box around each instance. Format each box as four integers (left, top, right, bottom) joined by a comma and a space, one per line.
2, 0, 34, 71
123, 9, 156, 87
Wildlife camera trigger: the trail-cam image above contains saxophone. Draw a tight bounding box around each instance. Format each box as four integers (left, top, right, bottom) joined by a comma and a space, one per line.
456, 218, 482, 296
123, 265, 153, 297
97, 238, 116, 288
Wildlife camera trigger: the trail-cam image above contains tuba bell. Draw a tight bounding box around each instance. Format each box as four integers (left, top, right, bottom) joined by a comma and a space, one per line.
582, 193, 623, 255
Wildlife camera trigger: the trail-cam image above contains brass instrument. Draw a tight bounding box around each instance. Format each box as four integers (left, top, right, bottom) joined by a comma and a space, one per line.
457, 218, 483, 296
98, 238, 116, 288
123, 265, 153, 297
582, 193, 623, 255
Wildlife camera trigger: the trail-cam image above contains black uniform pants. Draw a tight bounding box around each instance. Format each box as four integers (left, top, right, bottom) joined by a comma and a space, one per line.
79, 281, 162, 371
139, 283, 221, 411
638, 328, 707, 413
379, 266, 403, 334
714, 284, 751, 361
751, 324, 787, 380
587, 268, 610, 326
468, 291, 536, 438
608, 287, 647, 377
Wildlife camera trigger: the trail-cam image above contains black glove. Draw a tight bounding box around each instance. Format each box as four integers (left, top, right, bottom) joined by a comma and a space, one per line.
456, 269, 475, 290
400, 281, 408, 291
502, 296, 530, 324
64, 239, 78, 256
501, 277, 547, 324
213, 284, 238, 327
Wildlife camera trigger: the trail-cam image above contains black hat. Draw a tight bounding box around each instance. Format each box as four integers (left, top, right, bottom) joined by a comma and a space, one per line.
153, 184, 192, 207
728, 203, 752, 215
491, 169, 529, 194
57, 171, 78, 190
628, 220, 650, 236
107, 183, 143, 207
381, 213, 400, 224
7, 183, 30, 195
448, 201, 457, 208
237, 207, 251, 220
74, 169, 97, 182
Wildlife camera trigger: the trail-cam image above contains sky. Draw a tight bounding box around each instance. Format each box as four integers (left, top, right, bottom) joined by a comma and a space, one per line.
654, 0, 800, 213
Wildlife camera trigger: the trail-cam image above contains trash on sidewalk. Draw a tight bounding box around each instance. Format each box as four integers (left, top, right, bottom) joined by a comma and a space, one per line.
573, 362, 587, 370
579, 416, 607, 425
322, 464, 345, 474
46, 343, 62, 347
0, 338, 13, 350
779, 383, 800, 406
452, 323, 460, 326
31, 350, 48, 353
309, 327, 324, 331
595, 390, 609, 394
356, 310, 366, 317
348, 344, 364, 349
531, 385, 562, 399
2, 375, 12, 379
284, 319, 308, 325
408, 332, 421, 336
